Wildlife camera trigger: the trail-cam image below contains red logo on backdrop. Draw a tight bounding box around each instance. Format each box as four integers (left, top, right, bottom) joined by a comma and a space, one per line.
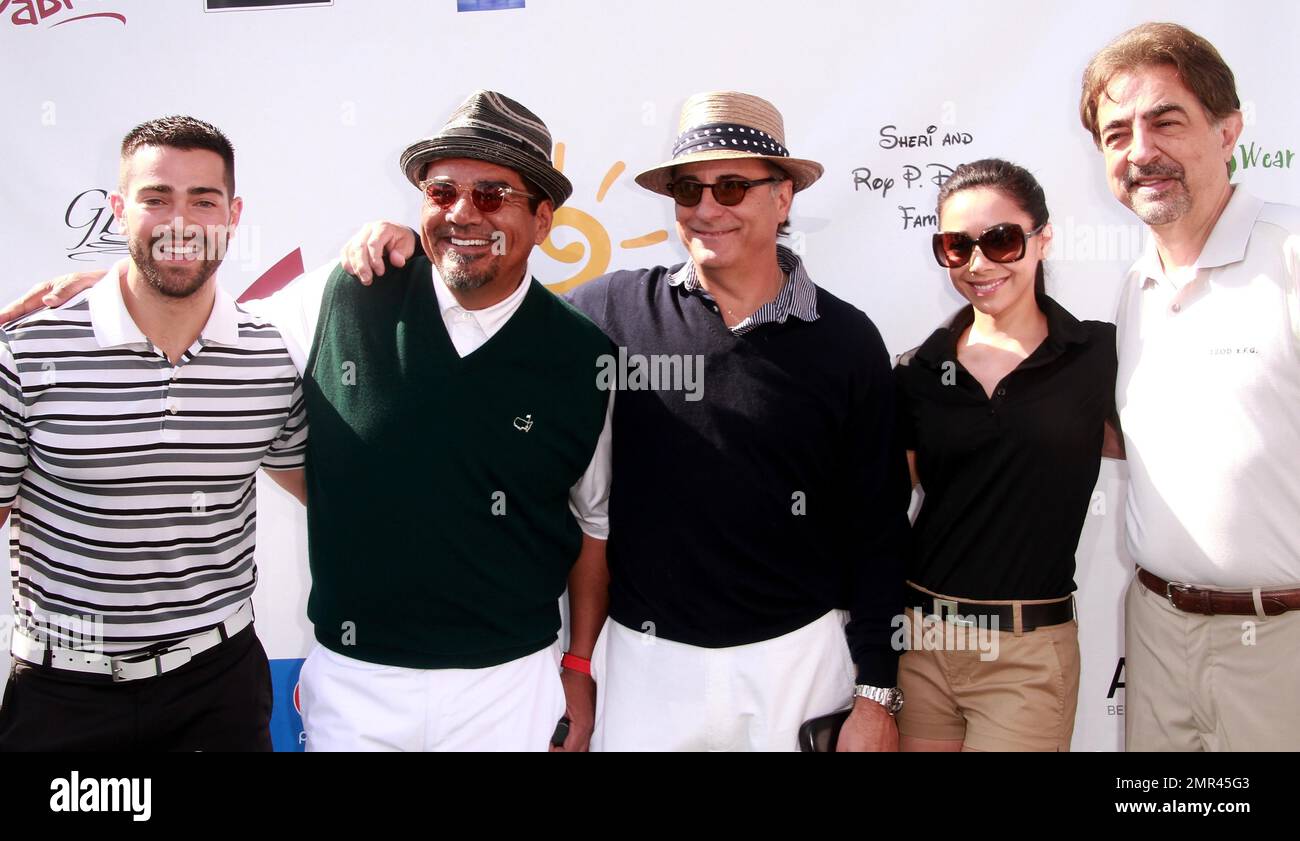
1, 0, 125, 28
293, 680, 302, 715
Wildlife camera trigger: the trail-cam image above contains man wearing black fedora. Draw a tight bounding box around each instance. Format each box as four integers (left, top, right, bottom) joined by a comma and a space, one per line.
11, 91, 615, 752
334, 91, 911, 752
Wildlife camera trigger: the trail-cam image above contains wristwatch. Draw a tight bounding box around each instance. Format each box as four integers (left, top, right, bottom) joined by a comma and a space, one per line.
854, 684, 904, 715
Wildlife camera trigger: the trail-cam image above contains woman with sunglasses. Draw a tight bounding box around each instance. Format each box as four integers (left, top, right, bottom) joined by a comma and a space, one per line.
893, 158, 1119, 752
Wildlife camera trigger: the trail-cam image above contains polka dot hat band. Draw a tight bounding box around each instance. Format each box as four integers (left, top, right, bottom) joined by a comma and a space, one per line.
635, 90, 825, 197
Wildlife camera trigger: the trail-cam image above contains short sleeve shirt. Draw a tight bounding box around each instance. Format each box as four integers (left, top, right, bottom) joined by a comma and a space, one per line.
894, 295, 1116, 600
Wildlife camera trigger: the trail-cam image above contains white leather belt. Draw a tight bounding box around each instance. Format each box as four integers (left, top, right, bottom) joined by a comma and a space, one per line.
10, 601, 254, 683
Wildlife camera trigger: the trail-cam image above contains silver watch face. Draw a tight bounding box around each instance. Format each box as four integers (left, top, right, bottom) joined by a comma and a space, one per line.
855, 684, 904, 714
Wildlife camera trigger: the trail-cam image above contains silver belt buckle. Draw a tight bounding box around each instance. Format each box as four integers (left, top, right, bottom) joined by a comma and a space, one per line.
1165, 580, 1193, 606
112, 646, 194, 682
934, 598, 974, 627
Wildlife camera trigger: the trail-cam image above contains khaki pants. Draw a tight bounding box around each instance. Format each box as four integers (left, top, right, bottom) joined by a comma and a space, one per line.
1124, 574, 1300, 751
897, 607, 1080, 752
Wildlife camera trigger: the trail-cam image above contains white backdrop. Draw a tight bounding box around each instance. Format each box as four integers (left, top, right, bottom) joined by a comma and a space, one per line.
1, 0, 1297, 751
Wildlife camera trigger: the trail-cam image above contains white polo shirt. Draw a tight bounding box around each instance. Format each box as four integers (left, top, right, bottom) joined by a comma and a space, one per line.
1116, 186, 1300, 588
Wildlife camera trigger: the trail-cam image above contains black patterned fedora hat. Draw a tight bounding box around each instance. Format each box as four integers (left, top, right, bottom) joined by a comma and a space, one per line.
399, 90, 572, 208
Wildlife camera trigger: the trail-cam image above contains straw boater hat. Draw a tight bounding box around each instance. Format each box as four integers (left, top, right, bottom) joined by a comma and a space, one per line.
399, 90, 573, 208
635, 91, 824, 196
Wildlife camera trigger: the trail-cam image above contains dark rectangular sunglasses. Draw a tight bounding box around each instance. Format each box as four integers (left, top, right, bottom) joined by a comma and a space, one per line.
665, 177, 783, 207
932, 222, 1045, 268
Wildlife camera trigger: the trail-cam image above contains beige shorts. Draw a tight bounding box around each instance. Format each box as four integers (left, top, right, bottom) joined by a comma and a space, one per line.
897, 606, 1080, 751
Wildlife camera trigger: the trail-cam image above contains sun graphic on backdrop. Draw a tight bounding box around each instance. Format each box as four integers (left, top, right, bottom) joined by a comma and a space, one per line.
541, 143, 669, 293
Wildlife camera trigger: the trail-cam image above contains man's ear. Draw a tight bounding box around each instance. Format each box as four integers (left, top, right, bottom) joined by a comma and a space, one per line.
227, 195, 244, 232
108, 191, 126, 226
1219, 110, 1245, 163
532, 199, 555, 245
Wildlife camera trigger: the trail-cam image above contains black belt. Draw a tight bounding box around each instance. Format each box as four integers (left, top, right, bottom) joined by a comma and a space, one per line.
906, 584, 1074, 632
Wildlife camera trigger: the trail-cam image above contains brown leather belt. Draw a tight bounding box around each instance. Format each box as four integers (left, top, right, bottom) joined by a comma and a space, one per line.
1138, 567, 1300, 616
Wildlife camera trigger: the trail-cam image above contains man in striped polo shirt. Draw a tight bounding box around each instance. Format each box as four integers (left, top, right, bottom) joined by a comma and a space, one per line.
0, 116, 307, 751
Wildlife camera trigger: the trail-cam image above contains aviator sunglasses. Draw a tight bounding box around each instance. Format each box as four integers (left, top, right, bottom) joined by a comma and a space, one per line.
932, 222, 1046, 268
665, 176, 784, 207
419, 179, 538, 214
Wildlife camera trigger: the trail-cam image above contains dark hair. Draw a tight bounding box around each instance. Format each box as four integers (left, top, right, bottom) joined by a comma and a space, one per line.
119, 115, 235, 196
935, 158, 1049, 298
1080, 22, 1239, 147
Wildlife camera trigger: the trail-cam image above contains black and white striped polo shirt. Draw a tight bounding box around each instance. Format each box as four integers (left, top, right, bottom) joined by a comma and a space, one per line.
0, 265, 308, 654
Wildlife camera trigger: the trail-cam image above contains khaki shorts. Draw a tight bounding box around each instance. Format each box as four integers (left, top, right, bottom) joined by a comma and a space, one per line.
897, 607, 1080, 751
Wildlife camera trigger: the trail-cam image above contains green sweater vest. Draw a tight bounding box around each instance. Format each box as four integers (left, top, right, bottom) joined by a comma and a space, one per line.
303, 258, 611, 668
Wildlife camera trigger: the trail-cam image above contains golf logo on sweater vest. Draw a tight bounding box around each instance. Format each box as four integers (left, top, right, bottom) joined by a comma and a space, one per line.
513, 414, 534, 432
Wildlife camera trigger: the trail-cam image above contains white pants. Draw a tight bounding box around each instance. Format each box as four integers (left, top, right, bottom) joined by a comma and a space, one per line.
593, 610, 855, 752
300, 643, 566, 752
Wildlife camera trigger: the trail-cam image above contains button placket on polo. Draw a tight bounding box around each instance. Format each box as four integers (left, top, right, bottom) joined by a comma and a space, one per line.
160, 340, 204, 442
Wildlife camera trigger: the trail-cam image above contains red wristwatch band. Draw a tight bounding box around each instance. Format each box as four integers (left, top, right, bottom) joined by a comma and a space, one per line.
561, 652, 592, 676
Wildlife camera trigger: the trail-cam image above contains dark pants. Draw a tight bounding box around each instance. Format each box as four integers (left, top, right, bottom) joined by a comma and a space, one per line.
0, 625, 273, 752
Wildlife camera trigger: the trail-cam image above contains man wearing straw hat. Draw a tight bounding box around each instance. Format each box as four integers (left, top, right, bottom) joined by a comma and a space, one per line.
7, 91, 615, 753
334, 91, 912, 751
572, 91, 910, 752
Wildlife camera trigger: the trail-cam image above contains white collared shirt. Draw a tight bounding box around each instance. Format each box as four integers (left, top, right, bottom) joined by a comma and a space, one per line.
91, 259, 242, 353
430, 259, 533, 357
1116, 186, 1300, 587
256, 260, 612, 539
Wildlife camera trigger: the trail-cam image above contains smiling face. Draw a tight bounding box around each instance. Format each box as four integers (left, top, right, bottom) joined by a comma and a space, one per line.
1094, 63, 1241, 229
937, 187, 1050, 321
418, 157, 552, 298
672, 157, 792, 275
110, 145, 241, 299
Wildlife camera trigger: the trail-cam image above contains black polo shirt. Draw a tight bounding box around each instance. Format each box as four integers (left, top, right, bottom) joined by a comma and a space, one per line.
894, 295, 1116, 600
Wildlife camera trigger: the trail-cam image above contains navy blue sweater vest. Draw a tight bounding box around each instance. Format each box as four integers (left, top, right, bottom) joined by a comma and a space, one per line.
568, 265, 910, 684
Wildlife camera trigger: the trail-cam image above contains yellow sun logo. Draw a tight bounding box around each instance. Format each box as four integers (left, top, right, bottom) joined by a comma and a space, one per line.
541, 142, 669, 294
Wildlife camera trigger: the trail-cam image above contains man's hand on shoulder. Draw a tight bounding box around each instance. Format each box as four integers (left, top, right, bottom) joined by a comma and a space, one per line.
339, 221, 417, 285
0, 270, 107, 324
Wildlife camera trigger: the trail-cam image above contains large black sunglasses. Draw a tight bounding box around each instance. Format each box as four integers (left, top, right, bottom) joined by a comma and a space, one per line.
932, 222, 1046, 268
665, 177, 784, 208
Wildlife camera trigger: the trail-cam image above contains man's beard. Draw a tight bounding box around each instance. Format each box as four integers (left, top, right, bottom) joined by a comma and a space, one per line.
1124, 162, 1192, 226
128, 233, 222, 299
431, 226, 500, 291
437, 249, 498, 292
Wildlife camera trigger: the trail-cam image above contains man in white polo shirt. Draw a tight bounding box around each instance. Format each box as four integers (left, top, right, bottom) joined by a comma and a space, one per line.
1081, 22, 1300, 751
0, 116, 307, 751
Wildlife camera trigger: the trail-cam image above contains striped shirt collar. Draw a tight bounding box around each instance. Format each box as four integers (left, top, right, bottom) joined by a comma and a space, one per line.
89, 259, 241, 350
667, 245, 819, 333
